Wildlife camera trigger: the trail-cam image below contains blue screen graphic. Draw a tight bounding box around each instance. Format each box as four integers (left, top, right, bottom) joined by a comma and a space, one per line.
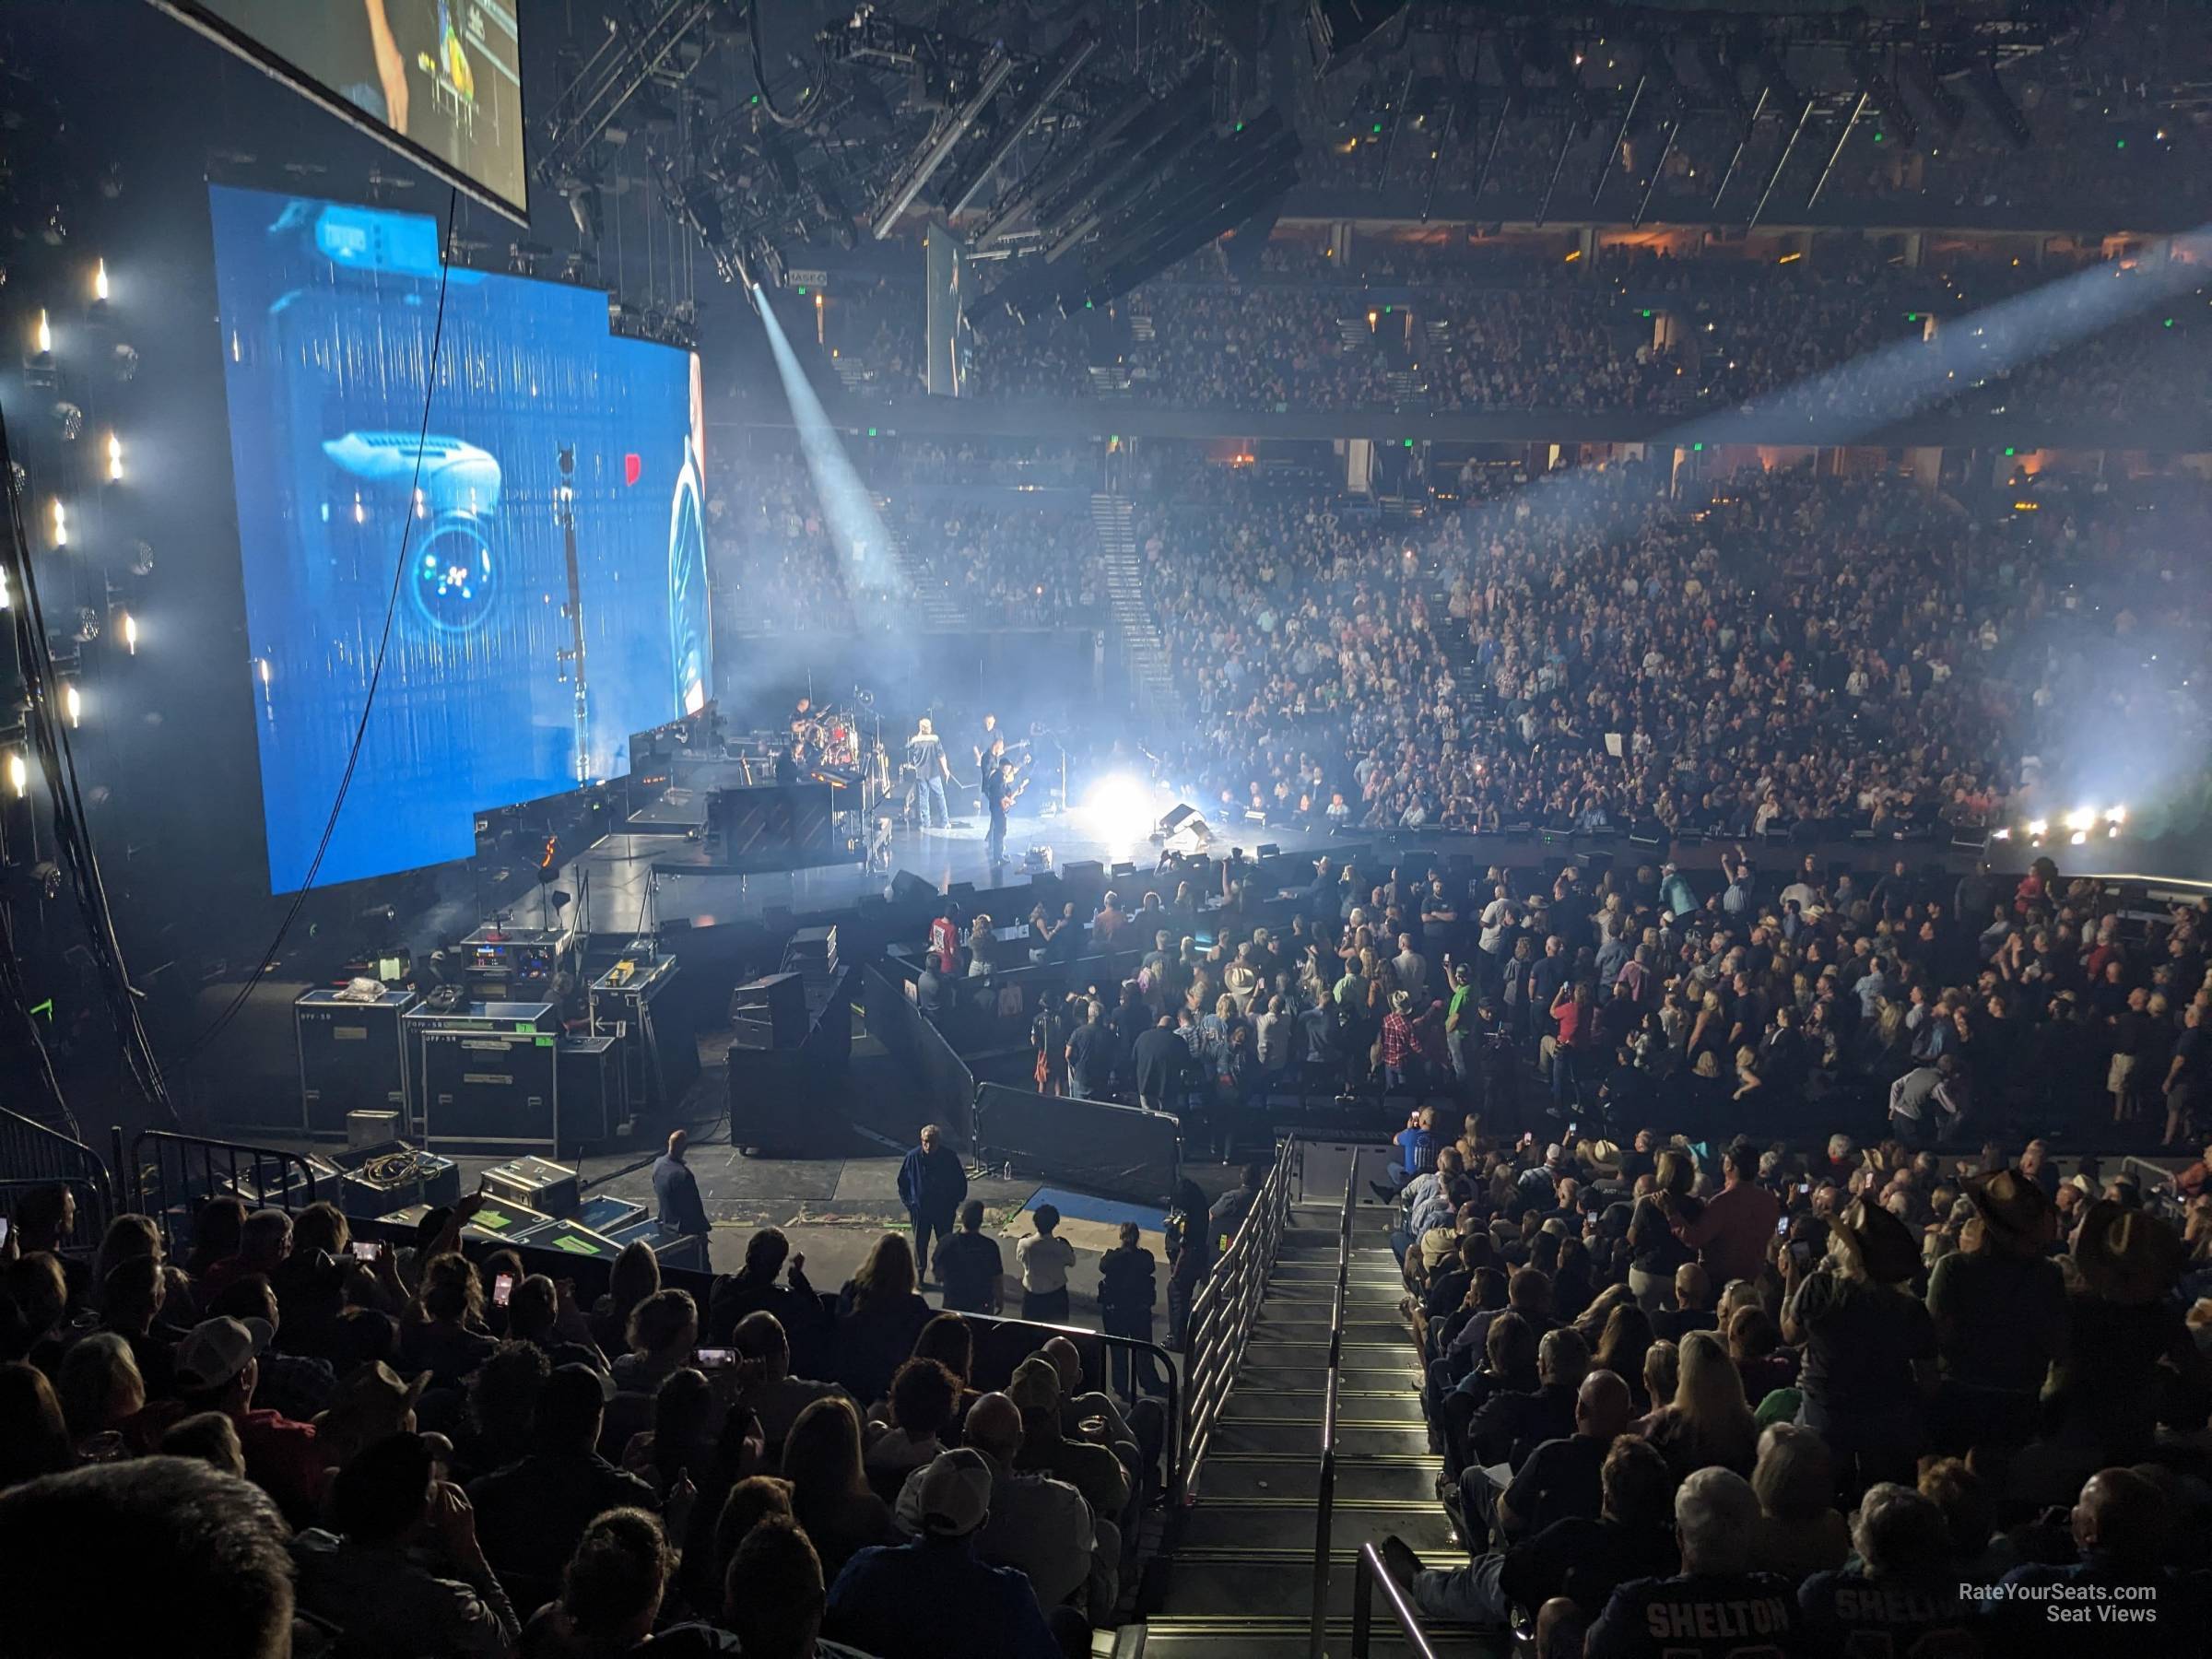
208, 185, 711, 891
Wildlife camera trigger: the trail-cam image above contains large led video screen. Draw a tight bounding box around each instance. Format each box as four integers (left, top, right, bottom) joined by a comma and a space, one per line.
209, 184, 711, 892
153, 1, 527, 217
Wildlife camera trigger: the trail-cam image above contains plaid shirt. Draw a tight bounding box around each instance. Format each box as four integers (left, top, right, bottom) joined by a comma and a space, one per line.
1382, 1012, 1414, 1067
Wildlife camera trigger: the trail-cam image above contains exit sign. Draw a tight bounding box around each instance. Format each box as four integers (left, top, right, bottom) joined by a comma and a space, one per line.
785, 269, 829, 289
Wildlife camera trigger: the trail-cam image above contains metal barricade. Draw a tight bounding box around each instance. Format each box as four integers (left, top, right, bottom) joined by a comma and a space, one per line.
951, 1305, 1182, 1506
1309, 1152, 1358, 1659
0, 1104, 114, 1250
120, 1127, 327, 1255
1175, 1132, 1297, 1503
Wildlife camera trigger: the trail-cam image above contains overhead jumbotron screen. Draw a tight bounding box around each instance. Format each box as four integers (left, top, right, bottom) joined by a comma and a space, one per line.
151, 0, 527, 217
208, 184, 711, 892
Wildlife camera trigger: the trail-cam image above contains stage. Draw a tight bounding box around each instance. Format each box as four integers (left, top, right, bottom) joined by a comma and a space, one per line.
560, 806, 1260, 932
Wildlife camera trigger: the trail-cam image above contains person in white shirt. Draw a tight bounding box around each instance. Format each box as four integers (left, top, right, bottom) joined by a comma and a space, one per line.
1393, 935, 1429, 1004
1253, 995, 1291, 1074
895, 1391, 1115, 1618
1016, 1206, 1077, 1324
1479, 884, 1514, 930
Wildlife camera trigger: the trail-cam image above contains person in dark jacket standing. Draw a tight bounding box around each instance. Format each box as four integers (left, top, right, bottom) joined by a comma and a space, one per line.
1133, 1013, 1192, 1114
897, 1124, 968, 1283
1163, 1180, 1211, 1352
933, 1199, 1004, 1315
652, 1129, 712, 1239
1098, 1221, 1165, 1399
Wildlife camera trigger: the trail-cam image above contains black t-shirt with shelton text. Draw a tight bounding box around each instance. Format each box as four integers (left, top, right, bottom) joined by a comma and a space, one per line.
1796, 1569, 1979, 1658
1586, 1571, 1800, 1659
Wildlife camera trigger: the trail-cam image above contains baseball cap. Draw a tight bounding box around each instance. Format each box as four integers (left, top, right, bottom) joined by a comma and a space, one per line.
1006, 1356, 1061, 1414
174, 1315, 273, 1392
913, 1447, 993, 1538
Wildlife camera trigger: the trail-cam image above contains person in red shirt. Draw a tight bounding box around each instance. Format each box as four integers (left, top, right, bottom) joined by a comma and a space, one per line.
1665, 1141, 1782, 1288
1549, 981, 1594, 1106
926, 910, 958, 976
171, 1314, 325, 1528
1382, 990, 1418, 1093
197, 1207, 292, 1298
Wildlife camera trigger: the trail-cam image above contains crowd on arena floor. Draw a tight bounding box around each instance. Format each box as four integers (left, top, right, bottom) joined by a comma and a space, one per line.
973, 826, 2212, 1653
1372, 1086, 2212, 1657
0, 1166, 1180, 1657
1142, 460, 2212, 843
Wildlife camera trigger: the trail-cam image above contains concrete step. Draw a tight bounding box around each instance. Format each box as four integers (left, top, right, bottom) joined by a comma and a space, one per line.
1207, 1419, 1434, 1459
1156, 1556, 1487, 1627
1200, 1455, 1443, 1506
1175, 1501, 1457, 1559
1252, 1316, 1415, 1347
1221, 1390, 1428, 1429
1235, 1359, 1423, 1394
1136, 1628, 1504, 1659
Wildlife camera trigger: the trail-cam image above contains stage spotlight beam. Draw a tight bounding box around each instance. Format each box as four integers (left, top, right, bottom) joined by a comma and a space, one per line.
751, 286, 908, 620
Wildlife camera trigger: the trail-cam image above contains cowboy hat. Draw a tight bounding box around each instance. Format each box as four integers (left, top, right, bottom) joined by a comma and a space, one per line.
1964, 1169, 2055, 1255
2073, 1201, 2185, 1307
1579, 1138, 1623, 1177
1830, 1198, 1921, 1285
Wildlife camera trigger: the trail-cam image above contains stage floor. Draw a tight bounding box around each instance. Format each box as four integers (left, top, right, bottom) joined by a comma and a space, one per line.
562, 809, 1297, 930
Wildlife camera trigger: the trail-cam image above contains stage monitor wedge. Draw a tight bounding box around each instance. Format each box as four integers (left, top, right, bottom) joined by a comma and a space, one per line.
148, 1, 529, 219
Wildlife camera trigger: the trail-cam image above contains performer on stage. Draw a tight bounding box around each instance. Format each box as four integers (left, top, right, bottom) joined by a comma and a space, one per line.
987, 757, 1022, 867
973, 713, 1004, 774
905, 717, 951, 830
774, 738, 805, 786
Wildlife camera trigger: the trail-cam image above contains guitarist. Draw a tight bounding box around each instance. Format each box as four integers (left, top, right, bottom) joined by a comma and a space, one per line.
987, 757, 1024, 867
975, 731, 1028, 808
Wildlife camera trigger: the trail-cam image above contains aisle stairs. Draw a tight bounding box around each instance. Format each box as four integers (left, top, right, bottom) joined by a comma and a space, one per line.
1091, 493, 1173, 718
873, 499, 966, 629
1138, 1195, 1494, 1657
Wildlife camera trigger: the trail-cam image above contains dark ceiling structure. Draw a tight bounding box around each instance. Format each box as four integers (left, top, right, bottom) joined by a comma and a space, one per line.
530, 2, 2160, 329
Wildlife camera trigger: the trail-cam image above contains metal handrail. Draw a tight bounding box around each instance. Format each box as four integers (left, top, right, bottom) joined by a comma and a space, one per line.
122, 1127, 326, 1254
947, 1304, 1182, 1504
0, 1104, 114, 1248
1176, 1133, 1297, 1502
1351, 1541, 1446, 1659
1309, 1148, 1359, 1659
